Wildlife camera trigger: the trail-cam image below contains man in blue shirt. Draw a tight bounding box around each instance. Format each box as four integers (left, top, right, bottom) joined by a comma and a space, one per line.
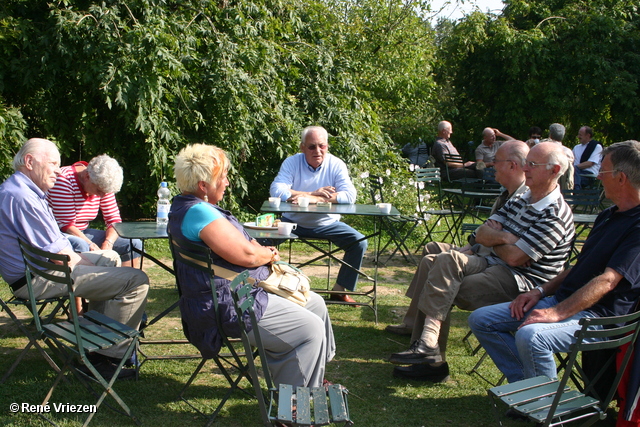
0, 138, 149, 379
469, 140, 640, 384
270, 126, 367, 303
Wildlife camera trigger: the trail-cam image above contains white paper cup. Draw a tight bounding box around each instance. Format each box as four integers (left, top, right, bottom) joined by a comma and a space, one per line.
278, 222, 297, 235
297, 197, 310, 208
377, 203, 392, 214
268, 197, 281, 208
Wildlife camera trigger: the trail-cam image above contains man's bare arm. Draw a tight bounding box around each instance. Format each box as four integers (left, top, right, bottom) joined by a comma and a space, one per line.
520, 267, 622, 327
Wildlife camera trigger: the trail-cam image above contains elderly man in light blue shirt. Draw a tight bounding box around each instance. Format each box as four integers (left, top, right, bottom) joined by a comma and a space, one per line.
270, 126, 367, 303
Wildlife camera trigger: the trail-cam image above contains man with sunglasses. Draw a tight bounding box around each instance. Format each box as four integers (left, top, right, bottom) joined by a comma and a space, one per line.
388, 142, 574, 380
270, 126, 366, 303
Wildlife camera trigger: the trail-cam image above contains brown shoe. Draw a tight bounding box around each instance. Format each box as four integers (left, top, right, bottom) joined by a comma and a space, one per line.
329, 293, 359, 306
385, 323, 413, 336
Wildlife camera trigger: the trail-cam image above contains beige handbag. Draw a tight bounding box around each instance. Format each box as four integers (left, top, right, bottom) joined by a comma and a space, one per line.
212, 261, 311, 307
258, 261, 310, 306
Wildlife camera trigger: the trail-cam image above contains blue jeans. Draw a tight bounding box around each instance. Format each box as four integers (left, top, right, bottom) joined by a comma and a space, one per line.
468, 296, 602, 383
65, 228, 142, 262
291, 221, 367, 291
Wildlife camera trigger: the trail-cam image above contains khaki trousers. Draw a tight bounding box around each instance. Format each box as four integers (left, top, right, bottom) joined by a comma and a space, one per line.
14, 250, 149, 358
402, 243, 521, 359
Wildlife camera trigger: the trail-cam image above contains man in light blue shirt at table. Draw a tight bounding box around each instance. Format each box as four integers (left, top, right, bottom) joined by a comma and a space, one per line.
270, 126, 367, 304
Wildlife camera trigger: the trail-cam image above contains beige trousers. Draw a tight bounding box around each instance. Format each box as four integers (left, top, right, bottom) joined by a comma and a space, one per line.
14, 250, 149, 358
402, 242, 521, 359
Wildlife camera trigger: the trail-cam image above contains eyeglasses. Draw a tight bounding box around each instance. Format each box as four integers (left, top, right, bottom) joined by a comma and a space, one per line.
598, 169, 619, 176
305, 144, 328, 151
526, 161, 553, 168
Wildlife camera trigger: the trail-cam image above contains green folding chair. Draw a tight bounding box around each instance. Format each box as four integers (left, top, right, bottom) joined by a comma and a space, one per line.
0, 288, 67, 383
414, 167, 463, 249
488, 308, 640, 426
368, 174, 419, 265
231, 270, 353, 426
168, 233, 256, 426
18, 238, 141, 426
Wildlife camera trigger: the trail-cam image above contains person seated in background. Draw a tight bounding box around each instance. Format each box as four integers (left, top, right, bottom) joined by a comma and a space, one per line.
543, 123, 574, 189
0, 138, 149, 379
469, 141, 640, 389
525, 126, 542, 148
401, 138, 430, 167
270, 126, 367, 304
170, 143, 335, 388
573, 125, 602, 189
387, 142, 574, 382
387, 140, 529, 382
474, 127, 514, 169
432, 120, 479, 181
47, 154, 142, 268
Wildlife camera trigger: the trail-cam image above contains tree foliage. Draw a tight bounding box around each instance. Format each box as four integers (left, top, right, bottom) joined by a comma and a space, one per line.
0, 0, 412, 216
435, 0, 640, 145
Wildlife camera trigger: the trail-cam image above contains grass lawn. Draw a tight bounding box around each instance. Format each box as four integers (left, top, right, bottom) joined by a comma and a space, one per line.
0, 235, 615, 427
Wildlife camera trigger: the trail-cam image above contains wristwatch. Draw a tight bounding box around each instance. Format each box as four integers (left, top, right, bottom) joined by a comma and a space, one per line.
535, 285, 546, 298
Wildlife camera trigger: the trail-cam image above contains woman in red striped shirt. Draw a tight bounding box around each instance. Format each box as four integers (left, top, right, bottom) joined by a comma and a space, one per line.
47, 154, 142, 268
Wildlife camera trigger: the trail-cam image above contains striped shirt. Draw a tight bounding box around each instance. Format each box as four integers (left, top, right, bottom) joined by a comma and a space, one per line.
488, 186, 574, 291
47, 162, 122, 232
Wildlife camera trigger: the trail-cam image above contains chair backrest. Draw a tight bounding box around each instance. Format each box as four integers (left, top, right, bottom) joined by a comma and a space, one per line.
368, 175, 385, 205
415, 167, 444, 211
443, 153, 464, 163
168, 232, 214, 295
230, 271, 275, 425
563, 309, 640, 413
168, 232, 228, 345
442, 153, 466, 182
18, 238, 78, 334
561, 188, 603, 214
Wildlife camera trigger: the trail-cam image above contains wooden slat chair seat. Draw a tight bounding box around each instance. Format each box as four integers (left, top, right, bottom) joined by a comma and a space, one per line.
488, 309, 640, 426
231, 271, 353, 426
18, 238, 141, 427
168, 233, 256, 427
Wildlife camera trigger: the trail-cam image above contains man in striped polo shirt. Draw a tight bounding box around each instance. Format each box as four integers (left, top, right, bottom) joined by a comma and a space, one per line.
389, 142, 574, 379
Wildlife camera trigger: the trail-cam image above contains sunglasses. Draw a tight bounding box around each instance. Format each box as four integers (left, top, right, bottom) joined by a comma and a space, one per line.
305, 144, 328, 151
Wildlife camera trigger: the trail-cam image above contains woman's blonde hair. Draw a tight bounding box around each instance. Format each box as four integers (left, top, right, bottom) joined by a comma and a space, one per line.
174, 144, 230, 194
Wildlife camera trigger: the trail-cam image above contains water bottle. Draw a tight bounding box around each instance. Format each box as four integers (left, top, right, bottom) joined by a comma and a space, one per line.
156, 182, 171, 227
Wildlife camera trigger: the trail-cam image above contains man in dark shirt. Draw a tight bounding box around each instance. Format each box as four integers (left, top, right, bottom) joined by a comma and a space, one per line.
469, 140, 640, 383
431, 121, 478, 181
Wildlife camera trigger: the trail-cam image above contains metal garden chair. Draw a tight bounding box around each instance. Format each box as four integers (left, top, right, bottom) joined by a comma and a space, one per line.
18, 238, 141, 426
488, 308, 640, 426
168, 233, 257, 426
231, 270, 353, 426
0, 287, 67, 383
368, 174, 419, 265
414, 167, 463, 250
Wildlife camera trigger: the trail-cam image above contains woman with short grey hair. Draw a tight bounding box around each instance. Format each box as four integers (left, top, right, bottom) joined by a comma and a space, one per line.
47, 154, 142, 267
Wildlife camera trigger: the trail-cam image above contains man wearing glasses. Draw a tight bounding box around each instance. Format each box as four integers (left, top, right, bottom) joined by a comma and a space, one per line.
469, 141, 640, 397
270, 126, 366, 303
389, 142, 574, 381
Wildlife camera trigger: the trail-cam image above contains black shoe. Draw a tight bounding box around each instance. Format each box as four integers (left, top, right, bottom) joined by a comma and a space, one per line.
505, 408, 530, 422
389, 340, 442, 364
392, 362, 450, 383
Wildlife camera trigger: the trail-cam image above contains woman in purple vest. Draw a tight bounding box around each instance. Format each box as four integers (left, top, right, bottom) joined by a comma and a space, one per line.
169, 143, 335, 388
